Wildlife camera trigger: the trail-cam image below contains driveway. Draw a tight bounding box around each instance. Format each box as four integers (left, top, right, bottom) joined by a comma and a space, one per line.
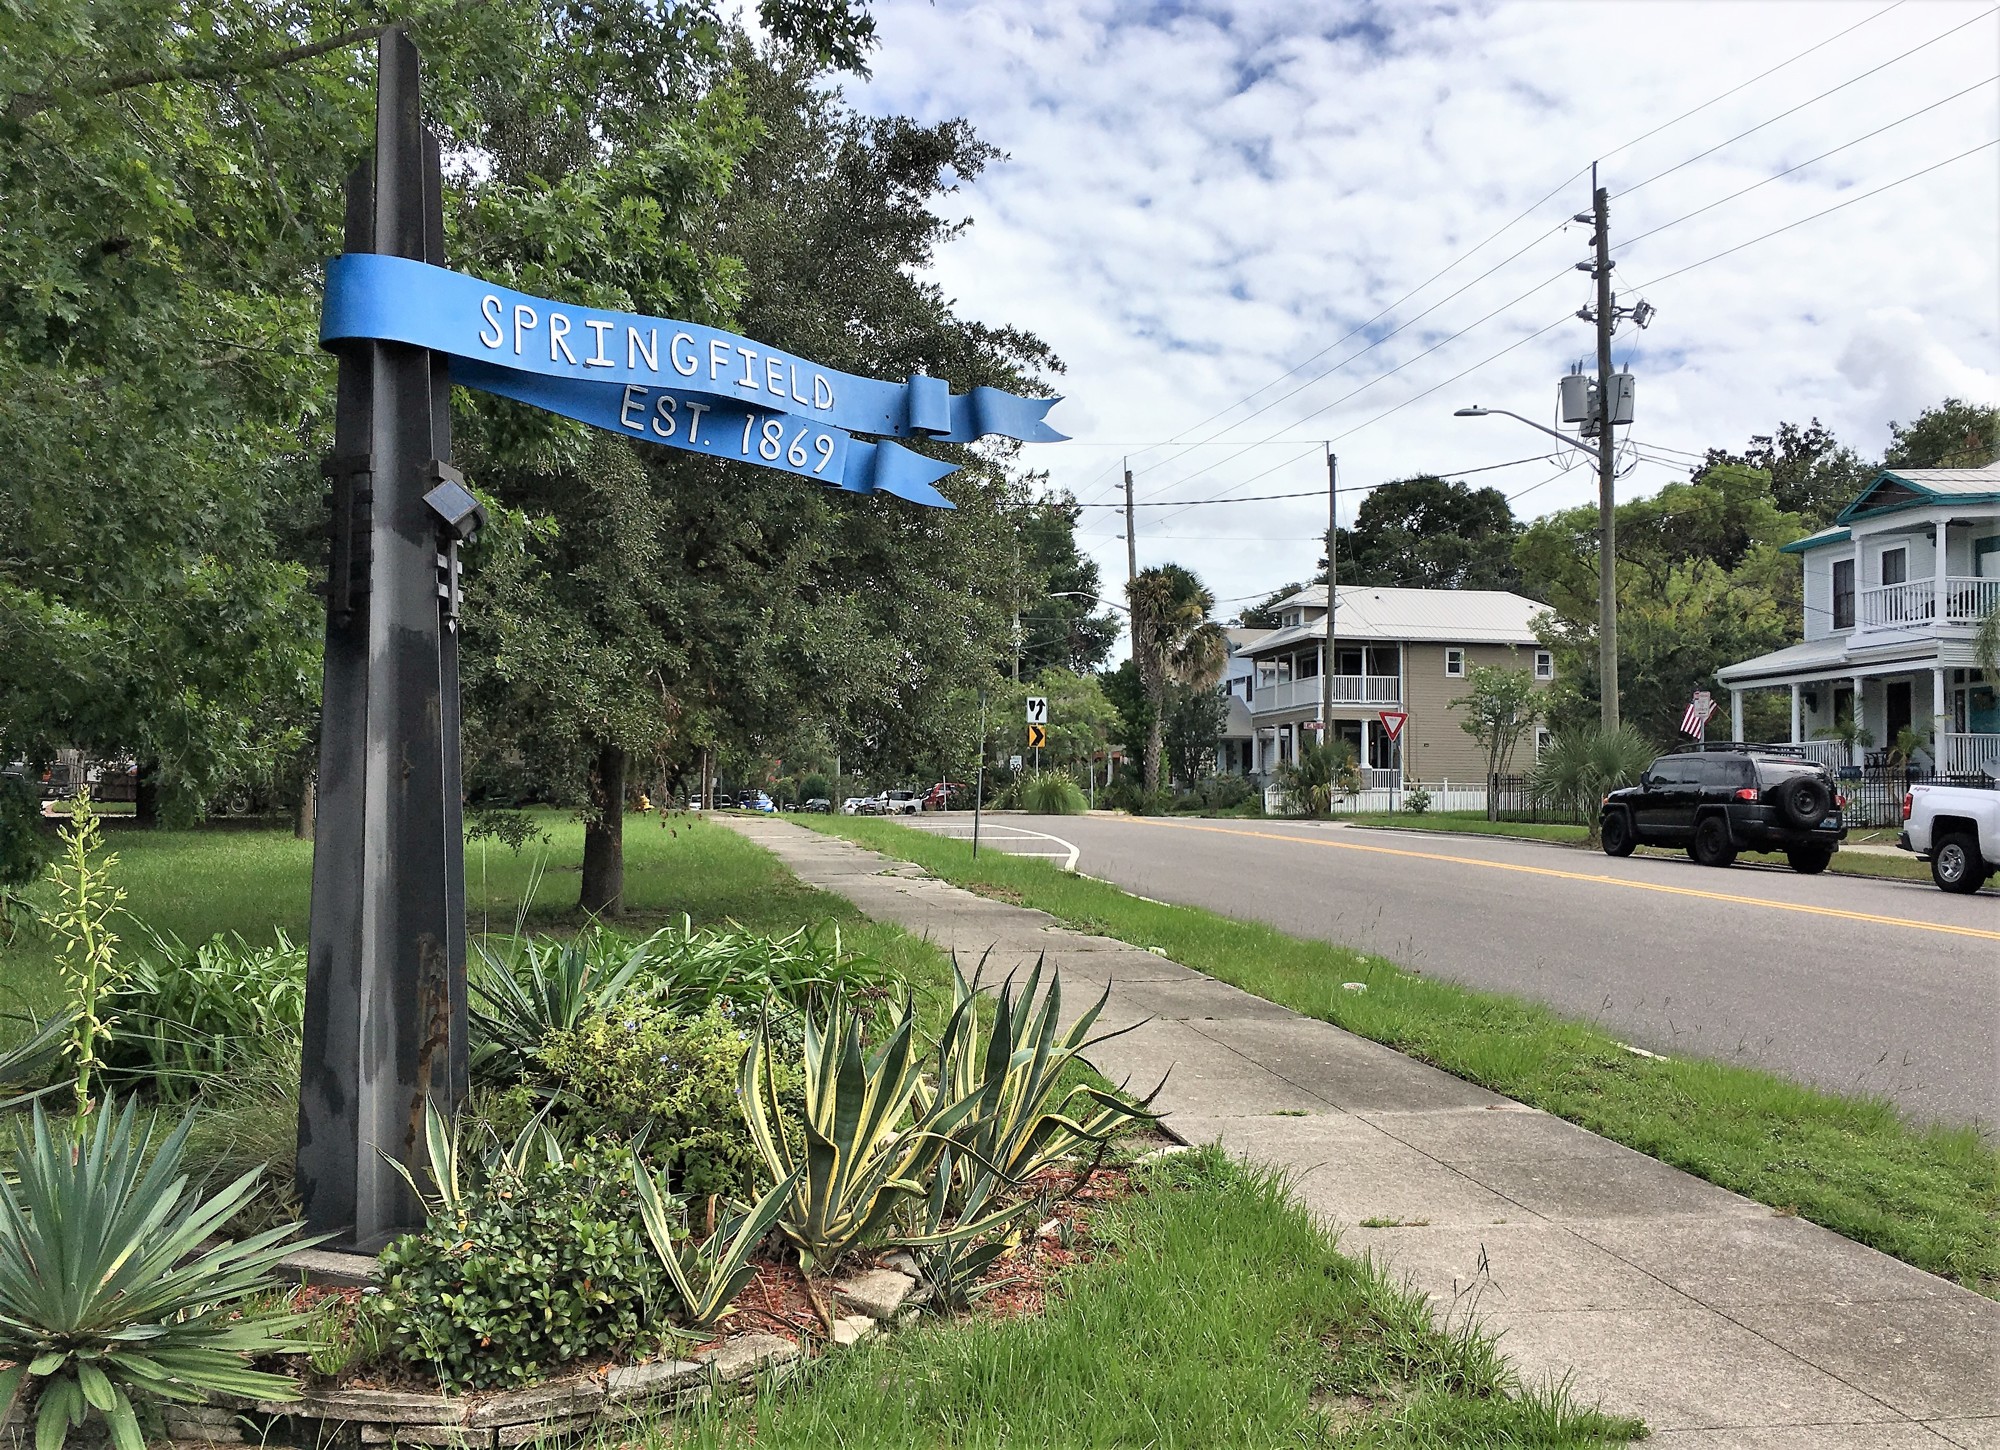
902, 813, 2000, 1127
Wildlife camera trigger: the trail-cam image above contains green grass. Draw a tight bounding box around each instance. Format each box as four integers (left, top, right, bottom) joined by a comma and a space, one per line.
802, 816, 2000, 1296
672, 1147, 1639, 1449
1336, 812, 1941, 883
5, 813, 1646, 1445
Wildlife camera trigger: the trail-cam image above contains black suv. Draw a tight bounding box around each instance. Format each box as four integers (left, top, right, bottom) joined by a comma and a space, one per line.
1600, 744, 1846, 873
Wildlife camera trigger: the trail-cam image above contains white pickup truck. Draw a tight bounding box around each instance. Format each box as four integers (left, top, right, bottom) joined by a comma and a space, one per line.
1900, 783, 2000, 893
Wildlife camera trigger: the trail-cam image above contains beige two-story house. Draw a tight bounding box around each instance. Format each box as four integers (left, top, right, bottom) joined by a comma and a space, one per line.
1235, 585, 1552, 787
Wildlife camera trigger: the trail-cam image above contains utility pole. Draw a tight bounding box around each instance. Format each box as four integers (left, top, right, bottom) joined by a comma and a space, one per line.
1011, 524, 1021, 684
1321, 447, 1336, 749
1122, 459, 1138, 589
1586, 166, 1620, 733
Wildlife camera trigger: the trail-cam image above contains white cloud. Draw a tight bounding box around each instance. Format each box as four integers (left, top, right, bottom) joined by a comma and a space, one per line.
842, 0, 2000, 624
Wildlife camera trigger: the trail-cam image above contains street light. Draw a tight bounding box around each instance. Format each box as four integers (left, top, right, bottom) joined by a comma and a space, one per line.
1050, 588, 1129, 614
1454, 403, 1618, 732
1451, 406, 1580, 450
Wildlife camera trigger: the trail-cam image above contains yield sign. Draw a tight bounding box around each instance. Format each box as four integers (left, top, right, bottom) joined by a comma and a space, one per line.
1378, 710, 1409, 741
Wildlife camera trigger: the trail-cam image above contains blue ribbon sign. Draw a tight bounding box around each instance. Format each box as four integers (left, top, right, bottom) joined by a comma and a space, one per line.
320, 254, 1068, 508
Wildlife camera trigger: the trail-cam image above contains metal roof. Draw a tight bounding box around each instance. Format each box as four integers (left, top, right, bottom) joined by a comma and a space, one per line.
1250, 585, 1547, 651
1836, 460, 2000, 523
1715, 635, 1948, 684
1778, 526, 1851, 555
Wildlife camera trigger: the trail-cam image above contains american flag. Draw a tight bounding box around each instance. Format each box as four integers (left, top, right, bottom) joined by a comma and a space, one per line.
1681, 691, 1716, 738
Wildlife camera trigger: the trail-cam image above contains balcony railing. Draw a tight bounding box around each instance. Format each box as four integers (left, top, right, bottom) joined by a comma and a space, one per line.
1250, 674, 1401, 713
1855, 577, 2000, 631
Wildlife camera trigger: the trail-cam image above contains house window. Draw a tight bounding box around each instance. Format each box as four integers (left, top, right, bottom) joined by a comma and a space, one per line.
1444, 648, 1465, 677
1881, 548, 1906, 586
1832, 559, 1855, 629
1534, 650, 1554, 680
1534, 726, 1552, 758
1295, 650, 1319, 679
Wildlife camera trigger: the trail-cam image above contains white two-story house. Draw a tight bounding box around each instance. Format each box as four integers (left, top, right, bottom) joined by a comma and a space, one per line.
1716, 460, 2000, 777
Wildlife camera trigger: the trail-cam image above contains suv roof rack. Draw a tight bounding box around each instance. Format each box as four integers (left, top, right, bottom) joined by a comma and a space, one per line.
1671, 741, 1810, 757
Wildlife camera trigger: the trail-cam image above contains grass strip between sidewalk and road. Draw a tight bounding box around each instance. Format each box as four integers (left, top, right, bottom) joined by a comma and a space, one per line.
800, 815, 2000, 1298
1332, 812, 1939, 883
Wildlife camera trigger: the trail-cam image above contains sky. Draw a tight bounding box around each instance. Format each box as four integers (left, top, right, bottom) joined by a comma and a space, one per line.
837, 0, 2000, 632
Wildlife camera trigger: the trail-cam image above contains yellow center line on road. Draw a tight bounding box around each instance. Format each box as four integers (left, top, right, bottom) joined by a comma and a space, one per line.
1114, 815, 2000, 943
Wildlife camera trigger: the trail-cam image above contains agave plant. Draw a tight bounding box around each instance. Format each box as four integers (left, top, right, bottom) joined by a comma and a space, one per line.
931, 954, 1163, 1187
630, 1160, 800, 1327
740, 996, 983, 1273
901, 1148, 1025, 1314
0, 1099, 311, 1450
386, 1098, 567, 1219
0, 1009, 74, 1111
469, 926, 654, 1081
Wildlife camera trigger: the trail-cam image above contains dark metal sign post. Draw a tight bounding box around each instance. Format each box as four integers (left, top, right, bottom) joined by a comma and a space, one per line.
298, 29, 470, 1248
297, 31, 1062, 1246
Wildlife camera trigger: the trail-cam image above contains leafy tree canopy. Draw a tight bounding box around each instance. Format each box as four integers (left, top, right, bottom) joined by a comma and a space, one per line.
1322, 476, 1519, 593
1885, 398, 1998, 471
1693, 419, 1872, 529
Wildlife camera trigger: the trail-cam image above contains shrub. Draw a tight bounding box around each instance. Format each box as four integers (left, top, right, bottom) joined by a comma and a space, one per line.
0, 1099, 307, 1450
1018, 770, 1086, 815
641, 918, 895, 1013
533, 1002, 783, 1197
376, 1143, 667, 1391
1403, 784, 1433, 815
1529, 726, 1654, 832
1099, 776, 1168, 815
1272, 741, 1357, 818
1193, 774, 1254, 810
0, 773, 48, 937
104, 928, 305, 1091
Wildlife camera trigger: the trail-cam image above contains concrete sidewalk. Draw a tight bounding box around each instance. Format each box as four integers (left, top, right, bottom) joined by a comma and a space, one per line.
726, 815, 1998, 1446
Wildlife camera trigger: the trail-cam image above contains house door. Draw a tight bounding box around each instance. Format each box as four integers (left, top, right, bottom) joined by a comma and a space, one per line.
1885, 680, 1912, 743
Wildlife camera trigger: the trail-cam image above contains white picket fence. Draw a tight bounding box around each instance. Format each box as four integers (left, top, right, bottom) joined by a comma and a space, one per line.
1262, 779, 1488, 816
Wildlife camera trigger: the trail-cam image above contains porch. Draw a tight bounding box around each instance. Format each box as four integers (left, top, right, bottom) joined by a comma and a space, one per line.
1725, 658, 1999, 779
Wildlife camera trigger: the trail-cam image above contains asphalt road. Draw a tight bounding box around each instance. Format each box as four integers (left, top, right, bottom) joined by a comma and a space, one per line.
904, 813, 2000, 1127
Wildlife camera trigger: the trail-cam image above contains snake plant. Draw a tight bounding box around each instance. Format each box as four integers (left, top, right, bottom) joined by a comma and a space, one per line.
0, 1099, 311, 1450
740, 996, 983, 1272
931, 953, 1163, 1186
630, 1160, 800, 1327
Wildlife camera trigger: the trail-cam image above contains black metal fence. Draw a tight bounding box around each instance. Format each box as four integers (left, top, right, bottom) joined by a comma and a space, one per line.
1489, 773, 1586, 825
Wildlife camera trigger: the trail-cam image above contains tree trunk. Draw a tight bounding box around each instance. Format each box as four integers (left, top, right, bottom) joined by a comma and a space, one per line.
1144, 710, 1164, 796
295, 773, 316, 839
580, 742, 627, 916
133, 758, 159, 828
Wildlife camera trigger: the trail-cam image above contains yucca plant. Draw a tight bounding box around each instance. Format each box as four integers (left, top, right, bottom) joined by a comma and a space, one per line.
931, 954, 1163, 1187
740, 997, 983, 1273
630, 1160, 800, 1328
469, 926, 654, 1081
0, 1099, 311, 1450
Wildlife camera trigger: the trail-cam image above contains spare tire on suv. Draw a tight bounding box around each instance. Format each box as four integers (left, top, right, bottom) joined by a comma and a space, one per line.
1772, 773, 1832, 830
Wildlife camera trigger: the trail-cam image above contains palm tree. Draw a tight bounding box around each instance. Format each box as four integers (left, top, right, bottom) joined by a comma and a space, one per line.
1127, 565, 1227, 794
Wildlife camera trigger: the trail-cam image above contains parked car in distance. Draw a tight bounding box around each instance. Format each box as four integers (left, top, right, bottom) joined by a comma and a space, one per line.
921, 781, 972, 811
840, 796, 872, 815
1600, 744, 1846, 873
880, 789, 922, 815
802, 797, 832, 813
1900, 782, 1999, 893
733, 791, 775, 814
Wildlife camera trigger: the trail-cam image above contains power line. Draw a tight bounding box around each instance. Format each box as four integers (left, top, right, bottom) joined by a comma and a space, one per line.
1615, 7, 1996, 201
1632, 136, 2000, 291
1615, 75, 1998, 256
1590, 1, 1908, 169
1078, 451, 1560, 508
